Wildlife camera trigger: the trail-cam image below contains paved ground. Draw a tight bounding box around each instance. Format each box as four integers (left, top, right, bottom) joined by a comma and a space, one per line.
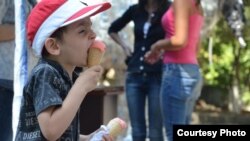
116, 95, 250, 141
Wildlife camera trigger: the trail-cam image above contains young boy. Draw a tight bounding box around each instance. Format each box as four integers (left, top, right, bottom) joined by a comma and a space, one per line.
15, 0, 112, 140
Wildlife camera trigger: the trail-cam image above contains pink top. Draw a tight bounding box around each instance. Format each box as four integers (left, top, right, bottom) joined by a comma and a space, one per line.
161, 0, 204, 64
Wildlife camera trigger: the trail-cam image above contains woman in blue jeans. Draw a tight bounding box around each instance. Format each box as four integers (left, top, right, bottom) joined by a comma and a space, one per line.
108, 0, 170, 140
145, 0, 204, 140
160, 64, 203, 140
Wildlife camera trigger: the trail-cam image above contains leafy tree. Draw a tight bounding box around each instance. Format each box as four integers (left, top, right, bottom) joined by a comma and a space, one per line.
199, 0, 250, 113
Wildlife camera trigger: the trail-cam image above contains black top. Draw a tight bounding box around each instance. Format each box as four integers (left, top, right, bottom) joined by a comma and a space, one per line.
15, 58, 79, 141
108, 4, 167, 73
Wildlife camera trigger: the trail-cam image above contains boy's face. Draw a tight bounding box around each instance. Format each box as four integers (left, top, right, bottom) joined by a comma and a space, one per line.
58, 17, 96, 67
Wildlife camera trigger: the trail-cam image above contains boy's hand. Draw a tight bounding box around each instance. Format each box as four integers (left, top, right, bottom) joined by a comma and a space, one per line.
77, 65, 103, 93
87, 125, 113, 141
102, 134, 114, 141
80, 125, 113, 141
80, 133, 113, 141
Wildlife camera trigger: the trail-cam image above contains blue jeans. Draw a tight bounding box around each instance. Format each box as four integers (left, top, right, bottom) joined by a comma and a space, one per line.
126, 72, 163, 141
160, 64, 203, 141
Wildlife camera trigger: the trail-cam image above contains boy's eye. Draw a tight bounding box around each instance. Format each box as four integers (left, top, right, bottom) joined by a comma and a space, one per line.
79, 30, 85, 33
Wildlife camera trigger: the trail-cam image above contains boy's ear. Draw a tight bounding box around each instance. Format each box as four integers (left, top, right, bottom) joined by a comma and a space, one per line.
44, 38, 60, 55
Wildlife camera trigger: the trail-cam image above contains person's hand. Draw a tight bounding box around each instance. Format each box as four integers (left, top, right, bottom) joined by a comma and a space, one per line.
85, 125, 113, 141
101, 134, 113, 141
82, 133, 113, 141
144, 42, 162, 64
144, 50, 162, 64
76, 65, 103, 93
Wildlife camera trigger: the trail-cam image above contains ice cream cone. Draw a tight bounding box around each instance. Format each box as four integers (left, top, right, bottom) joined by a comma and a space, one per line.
87, 40, 106, 67
107, 117, 127, 138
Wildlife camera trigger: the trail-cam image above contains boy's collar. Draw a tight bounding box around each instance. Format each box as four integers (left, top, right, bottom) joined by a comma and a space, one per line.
40, 58, 72, 81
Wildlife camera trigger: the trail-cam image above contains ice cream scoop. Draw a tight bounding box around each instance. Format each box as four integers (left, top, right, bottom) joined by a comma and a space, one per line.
87, 40, 106, 67
107, 117, 127, 138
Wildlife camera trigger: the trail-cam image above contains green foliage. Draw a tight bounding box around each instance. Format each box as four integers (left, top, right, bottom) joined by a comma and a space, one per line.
199, 19, 236, 88
242, 91, 250, 105
199, 3, 250, 105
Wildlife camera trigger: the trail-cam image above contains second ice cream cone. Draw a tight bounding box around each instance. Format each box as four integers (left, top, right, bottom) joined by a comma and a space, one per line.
107, 117, 127, 138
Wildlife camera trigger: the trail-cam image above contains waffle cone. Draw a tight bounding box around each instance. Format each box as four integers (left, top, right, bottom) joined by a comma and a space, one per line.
87, 48, 104, 67
107, 118, 127, 138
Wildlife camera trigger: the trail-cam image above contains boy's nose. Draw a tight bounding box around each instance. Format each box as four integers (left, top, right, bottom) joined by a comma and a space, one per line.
89, 30, 96, 40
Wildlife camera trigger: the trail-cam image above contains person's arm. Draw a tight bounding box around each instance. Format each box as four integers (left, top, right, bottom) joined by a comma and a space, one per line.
109, 32, 132, 56
151, 0, 191, 52
169, 0, 190, 49
108, 5, 134, 57
144, 0, 191, 64
0, 24, 15, 41
37, 66, 103, 141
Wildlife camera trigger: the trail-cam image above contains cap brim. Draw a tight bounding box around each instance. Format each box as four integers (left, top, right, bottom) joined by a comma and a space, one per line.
61, 2, 111, 27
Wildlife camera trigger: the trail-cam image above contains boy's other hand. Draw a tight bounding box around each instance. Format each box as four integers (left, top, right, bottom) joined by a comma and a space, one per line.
77, 65, 103, 93
102, 134, 114, 141
87, 125, 113, 141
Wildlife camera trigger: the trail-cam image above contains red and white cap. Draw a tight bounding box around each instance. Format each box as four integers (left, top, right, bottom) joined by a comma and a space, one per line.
27, 0, 111, 57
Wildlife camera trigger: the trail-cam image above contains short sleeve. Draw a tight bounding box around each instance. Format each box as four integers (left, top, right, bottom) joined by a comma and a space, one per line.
31, 65, 63, 115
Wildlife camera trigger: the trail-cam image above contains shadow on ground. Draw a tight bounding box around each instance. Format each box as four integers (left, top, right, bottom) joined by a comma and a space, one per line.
192, 100, 250, 125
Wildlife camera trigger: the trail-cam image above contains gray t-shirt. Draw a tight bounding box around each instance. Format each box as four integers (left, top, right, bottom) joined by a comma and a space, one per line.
15, 58, 80, 141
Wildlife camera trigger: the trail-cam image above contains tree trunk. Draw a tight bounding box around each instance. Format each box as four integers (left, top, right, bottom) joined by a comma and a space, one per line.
228, 46, 242, 114
229, 79, 242, 114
